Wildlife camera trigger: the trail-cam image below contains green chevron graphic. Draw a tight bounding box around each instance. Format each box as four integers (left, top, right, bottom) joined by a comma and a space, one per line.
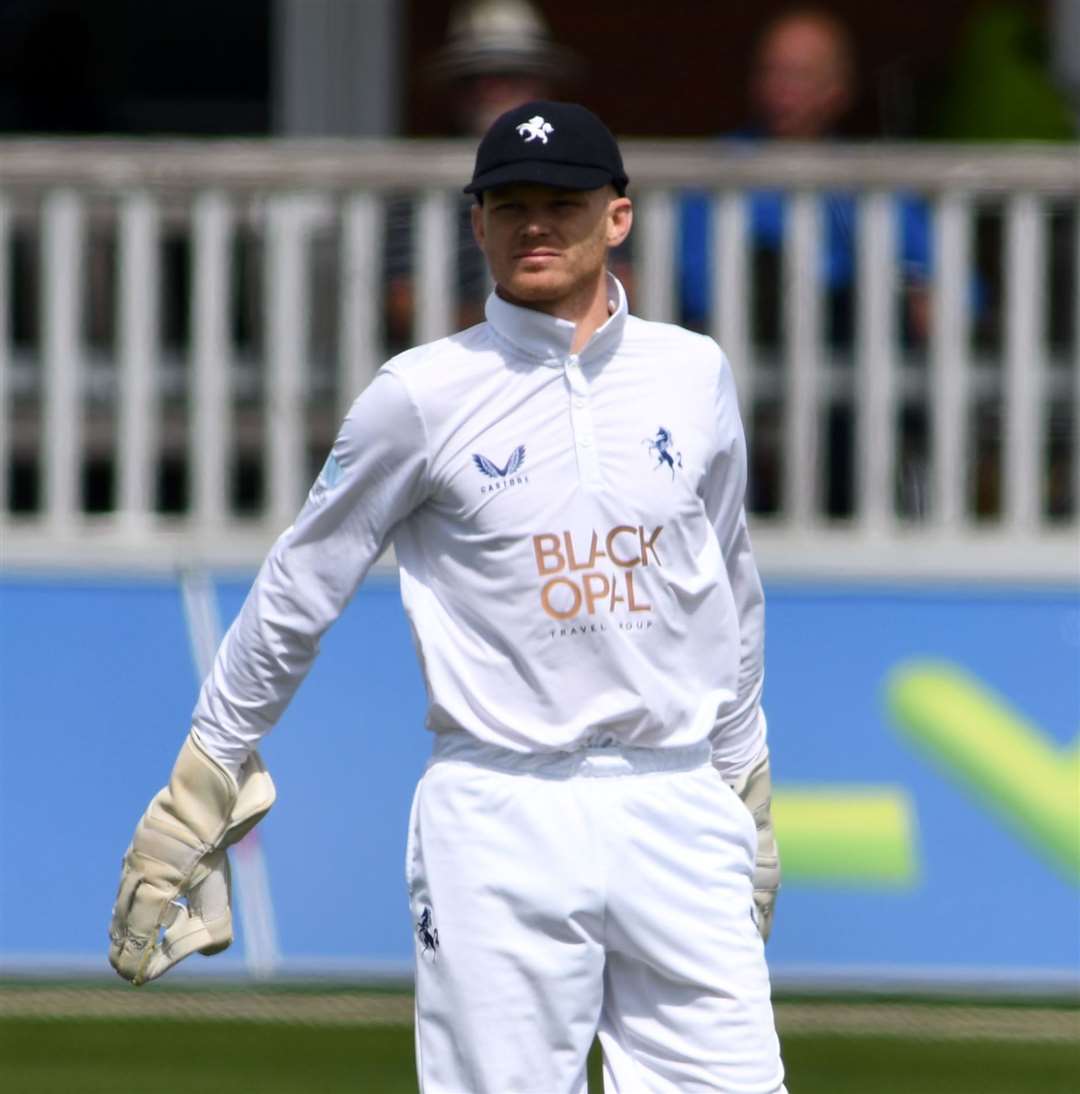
772, 788, 918, 885
888, 661, 1080, 885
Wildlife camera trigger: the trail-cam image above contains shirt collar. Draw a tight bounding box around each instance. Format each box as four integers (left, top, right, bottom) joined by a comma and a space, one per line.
484, 273, 628, 367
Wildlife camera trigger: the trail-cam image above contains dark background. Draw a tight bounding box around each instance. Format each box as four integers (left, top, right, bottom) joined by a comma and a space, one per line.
406, 0, 1040, 137
0, 0, 1056, 137
0, 0, 272, 134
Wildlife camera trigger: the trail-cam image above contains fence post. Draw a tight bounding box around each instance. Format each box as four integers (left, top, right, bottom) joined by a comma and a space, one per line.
191, 191, 232, 530
712, 190, 750, 418
855, 190, 898, 533
638, 189, 676, 324
42, 190, 83, 532
264, 195, 312, 525
339, 192, 380, 421
931, 192, 971, 528
0, 194, 9, 521
117, 191, 159, 525
784, 191, 823, 525
1074, 209, 1080, 519
415, 189, 454, 345
1003, 193, 1046, 530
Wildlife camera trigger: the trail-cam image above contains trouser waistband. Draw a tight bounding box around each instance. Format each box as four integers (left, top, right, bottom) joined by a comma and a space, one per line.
428, 732, 712, 779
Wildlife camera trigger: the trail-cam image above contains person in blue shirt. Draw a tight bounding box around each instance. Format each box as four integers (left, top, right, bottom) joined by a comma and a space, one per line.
680, 9, 932, 343
681, 184, 932, 347
678, 9, 933, 514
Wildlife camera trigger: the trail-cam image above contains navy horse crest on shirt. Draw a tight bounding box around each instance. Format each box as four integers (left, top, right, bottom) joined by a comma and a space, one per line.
644, 427, 683, 480
473, 445, 529, 494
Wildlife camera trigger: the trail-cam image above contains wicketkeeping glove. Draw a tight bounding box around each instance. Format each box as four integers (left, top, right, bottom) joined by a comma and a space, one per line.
728, 749, 780, 943
108, 732, 275, 985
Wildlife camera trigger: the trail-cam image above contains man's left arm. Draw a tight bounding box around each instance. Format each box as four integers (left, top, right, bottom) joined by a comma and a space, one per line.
702, 347, 779, 942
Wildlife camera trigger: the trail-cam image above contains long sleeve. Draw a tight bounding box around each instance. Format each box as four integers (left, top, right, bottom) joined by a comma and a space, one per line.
702, 349, 767, 777
191, 368, 430, 774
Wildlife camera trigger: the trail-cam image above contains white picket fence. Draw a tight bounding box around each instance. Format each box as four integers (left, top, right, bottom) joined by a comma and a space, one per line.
0, 139, 1076, 580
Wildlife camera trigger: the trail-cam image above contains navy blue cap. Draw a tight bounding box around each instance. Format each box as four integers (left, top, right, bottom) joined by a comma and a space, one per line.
464, 100, 629, 195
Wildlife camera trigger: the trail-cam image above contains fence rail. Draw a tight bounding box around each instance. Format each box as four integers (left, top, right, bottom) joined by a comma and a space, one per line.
0, 140, 1077, 579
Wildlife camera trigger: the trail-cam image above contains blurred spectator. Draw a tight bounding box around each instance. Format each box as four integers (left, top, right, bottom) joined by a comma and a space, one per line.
428, 0, 579, 137
680, 8, 932, 346
385, 0, 578, 347
678, 8, 934, 517
750, 5, 855, 141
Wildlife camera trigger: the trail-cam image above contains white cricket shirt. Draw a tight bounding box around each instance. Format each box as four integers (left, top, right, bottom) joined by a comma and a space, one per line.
193, 275, 766, 777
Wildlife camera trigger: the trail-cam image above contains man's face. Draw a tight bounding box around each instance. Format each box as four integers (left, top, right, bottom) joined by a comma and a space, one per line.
471, 183, 632, 312
752, 17, 851, 139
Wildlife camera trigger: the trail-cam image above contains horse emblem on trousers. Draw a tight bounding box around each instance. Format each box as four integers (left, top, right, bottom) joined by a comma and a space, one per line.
417, 906, 439, 960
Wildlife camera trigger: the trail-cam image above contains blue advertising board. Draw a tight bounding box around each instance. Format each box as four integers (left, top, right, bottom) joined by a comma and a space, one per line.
1, 573, 1077, 986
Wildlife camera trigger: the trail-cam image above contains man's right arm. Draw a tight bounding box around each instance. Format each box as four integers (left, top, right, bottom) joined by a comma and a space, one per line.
109, 367, 429, 982
192, 366, 430, 774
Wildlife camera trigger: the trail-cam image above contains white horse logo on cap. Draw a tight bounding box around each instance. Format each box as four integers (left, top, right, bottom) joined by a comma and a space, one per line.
516, 115, 554, 144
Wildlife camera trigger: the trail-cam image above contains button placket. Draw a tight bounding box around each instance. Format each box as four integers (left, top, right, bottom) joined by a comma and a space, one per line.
565, 356, 601, 485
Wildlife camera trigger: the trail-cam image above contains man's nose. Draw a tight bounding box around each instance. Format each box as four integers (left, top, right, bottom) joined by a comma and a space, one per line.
521, 218, 551, 237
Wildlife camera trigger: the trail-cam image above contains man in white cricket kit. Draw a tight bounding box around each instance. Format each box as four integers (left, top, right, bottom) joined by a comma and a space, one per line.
109, 101, 786, 1093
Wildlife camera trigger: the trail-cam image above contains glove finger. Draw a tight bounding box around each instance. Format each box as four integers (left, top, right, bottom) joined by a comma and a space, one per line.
110, 857, 142, 927
128, 877, 174, 938
143, 902, 233, 982
140, 903, 192, 983
188, 850, 231, 925
753, 889, 776, 943
753, 852, 781, 895
144, 853, 235, 981
186, 852, 233, 958
110, 929, 157, 984
109, 876, 177, 984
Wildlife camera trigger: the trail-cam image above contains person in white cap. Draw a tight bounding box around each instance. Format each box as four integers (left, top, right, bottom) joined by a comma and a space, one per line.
108, 100, 787, 1093
430, 0, 579, 136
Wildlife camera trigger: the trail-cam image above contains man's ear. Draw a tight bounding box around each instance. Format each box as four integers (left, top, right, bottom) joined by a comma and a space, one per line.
471, 202, 486, 249
607, 196, 633, 248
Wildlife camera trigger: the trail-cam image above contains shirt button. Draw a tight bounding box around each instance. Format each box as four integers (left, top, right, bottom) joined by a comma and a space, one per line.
573, 398, 585, 408
567, 355, 579, 368
580, 435, 593, 447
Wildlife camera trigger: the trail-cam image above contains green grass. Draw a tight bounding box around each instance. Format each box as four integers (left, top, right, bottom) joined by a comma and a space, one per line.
780, 1035, 1079, 1094
0, 1020, 417, 1094
2, 1017, 1078, 1093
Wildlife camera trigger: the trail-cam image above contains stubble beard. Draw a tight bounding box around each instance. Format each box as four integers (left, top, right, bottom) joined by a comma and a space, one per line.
497, 250, 607, 317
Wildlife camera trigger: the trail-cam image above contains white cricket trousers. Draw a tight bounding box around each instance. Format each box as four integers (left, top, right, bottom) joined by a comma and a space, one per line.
407, 734, 787, 1094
